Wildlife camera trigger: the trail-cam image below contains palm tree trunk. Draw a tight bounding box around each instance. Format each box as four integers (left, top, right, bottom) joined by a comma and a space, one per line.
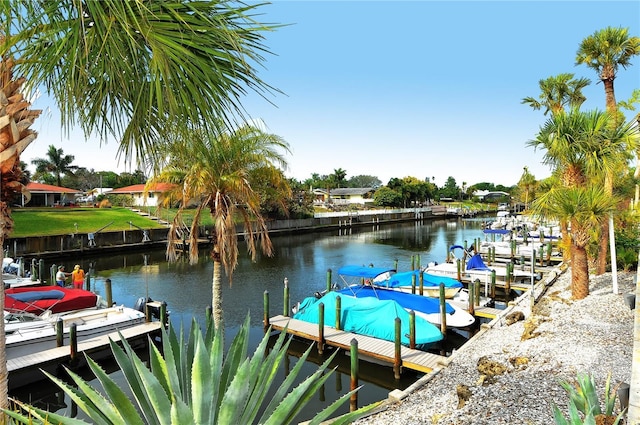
572, 244, 589, 300
212, 259, 224, 330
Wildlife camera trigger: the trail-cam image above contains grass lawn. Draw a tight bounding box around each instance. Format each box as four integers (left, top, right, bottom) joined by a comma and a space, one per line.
9, 207, 169, 238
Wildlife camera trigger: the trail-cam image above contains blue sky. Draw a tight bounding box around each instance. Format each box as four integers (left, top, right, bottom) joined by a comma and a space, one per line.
24, 1, 640, 188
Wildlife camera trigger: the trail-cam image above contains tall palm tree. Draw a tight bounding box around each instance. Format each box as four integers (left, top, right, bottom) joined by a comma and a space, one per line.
531, 185, 616, 299
576, 26, 640, 117
521, 73, 591, 116
150, 123, 291, 330
576, 27, 640, 276
527, 110, 597, 264
30, 144, 77, 187
0, 0, 281, 410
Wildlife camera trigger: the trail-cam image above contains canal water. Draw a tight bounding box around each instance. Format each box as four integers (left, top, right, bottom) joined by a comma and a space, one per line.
10, 216, 491, 422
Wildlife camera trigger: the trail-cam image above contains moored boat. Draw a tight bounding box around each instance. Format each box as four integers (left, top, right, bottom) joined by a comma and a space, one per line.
293, 291, 443, 347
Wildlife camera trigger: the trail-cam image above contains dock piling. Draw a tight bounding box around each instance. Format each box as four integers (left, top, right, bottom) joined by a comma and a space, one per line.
350, 339, 359, 412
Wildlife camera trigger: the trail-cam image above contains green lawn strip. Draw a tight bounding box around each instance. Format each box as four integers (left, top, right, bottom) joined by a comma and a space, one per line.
9, 207, 168, 238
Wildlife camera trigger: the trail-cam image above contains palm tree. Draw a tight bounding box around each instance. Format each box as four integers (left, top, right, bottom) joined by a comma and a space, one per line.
521, 73, 591, 116
576, 26, 640, 118
31, 145, 77, 187
0, 0, 281, 411
531, 185, 616, 299
516, 166, 537, 210
527, 110, 596, 264
150, 123, 291, 330
576, 27, 640, 276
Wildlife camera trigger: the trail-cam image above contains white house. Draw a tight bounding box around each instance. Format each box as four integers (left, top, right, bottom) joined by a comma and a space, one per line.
313, 187, 376, 205
108, 183, 175, 207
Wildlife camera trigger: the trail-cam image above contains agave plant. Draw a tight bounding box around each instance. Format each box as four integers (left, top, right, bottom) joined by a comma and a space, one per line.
4, 315, 379, 424
552, 372, 625, 425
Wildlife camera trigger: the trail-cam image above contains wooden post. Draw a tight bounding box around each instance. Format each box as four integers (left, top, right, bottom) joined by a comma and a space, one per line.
409, 310, 416, 349
394, 258, 398, 271
411, 255, 415, 271
335, 296, 342, 331
69, 323, 78, 363
350, 339, 359, 412
416, 255, 421, 270
394, 317, 402, 379
318, 302, 325, 355
85, 270, 91, 292
326, 269, 332, 293
38, 259, 45, 283
160, 302, 168, 328
56, 319, 64, 347
263, 291, 269, 331
439, 283, 447, 336
30, 259, 36, 281
491, 270, 497, 299
456, 259, 462, 281
105, 278, 112, 307
283, 278, 289, 316
468, 281, 475, 315
411, 273, 416, 295
418, 271, 424, 296
145, 303, 152, 323
474, 278, 480, 306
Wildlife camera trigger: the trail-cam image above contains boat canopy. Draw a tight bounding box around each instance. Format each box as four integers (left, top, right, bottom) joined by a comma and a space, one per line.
466, 254, 492, 271
381, 270, 462, 289
483, 229, 511, 235
337, 265, 396, 279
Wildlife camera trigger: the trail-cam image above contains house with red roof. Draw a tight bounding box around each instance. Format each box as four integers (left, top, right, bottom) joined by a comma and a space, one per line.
107, 183, 176, 207
24, 182, 82, 207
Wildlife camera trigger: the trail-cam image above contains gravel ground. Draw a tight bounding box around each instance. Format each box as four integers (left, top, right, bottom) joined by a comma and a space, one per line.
354, 267, 636, 425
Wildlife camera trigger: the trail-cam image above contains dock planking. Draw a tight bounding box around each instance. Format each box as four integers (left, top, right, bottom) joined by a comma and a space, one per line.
8, 321, 163, 389
269, 315, 448, 374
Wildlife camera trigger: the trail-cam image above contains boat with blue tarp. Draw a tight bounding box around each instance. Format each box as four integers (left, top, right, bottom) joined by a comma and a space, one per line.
292, 291, 443, 347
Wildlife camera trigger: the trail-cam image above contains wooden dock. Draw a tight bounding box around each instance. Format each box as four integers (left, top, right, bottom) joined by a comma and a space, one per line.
269, 315, 448, 374
8, 321, 163, 390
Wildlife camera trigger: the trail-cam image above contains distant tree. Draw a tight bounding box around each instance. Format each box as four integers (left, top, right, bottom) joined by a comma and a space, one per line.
31, 145, 78, 187
99, 171, 120, 188
330, 168, 347, 188
439, 176, 459, 199
348, 174, 382, 188
516, 166, 537, 209
373, 186, 402, 207
118, 169, 147, 187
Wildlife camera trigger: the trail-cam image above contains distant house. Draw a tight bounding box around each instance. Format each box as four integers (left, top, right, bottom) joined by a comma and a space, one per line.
313, 187, 376, 206
108, 183, 175, 207
472, 190, 510, 201
24, 182, 82, 207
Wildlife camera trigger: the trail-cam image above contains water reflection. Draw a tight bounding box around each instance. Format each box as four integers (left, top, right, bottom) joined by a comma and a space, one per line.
12, 217, 490, 422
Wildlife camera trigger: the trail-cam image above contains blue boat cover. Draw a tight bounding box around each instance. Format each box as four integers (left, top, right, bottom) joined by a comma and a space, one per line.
483, 229, 511, 235
337, 286, 454, 315
293, 291, 443, 345
466, 254, 492, 271
380, 270, 462, 290
337, 265, 396, 279
8, 290, 65, 303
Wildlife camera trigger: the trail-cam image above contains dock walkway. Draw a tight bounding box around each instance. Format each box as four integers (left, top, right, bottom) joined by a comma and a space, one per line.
269, 315, 448, 374
8, 321, 163, 389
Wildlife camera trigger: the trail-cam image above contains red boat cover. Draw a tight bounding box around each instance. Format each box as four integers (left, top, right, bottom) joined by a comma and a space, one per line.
5, 286, 99, 314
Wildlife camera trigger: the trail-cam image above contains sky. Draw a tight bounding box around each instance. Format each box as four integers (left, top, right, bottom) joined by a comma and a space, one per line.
23, 1, 640, 188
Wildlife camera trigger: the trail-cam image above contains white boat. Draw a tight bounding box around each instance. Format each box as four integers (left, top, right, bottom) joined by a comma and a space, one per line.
5, 305, 148, 359
423, 245, 540, 284
335, 266, 475, 328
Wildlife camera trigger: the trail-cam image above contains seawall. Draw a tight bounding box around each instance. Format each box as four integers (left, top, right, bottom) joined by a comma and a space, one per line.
5, 205, 485, 260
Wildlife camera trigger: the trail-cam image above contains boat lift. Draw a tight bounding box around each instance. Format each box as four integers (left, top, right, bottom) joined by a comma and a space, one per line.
87, 222, 114, 247
128, 221, 151, 243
